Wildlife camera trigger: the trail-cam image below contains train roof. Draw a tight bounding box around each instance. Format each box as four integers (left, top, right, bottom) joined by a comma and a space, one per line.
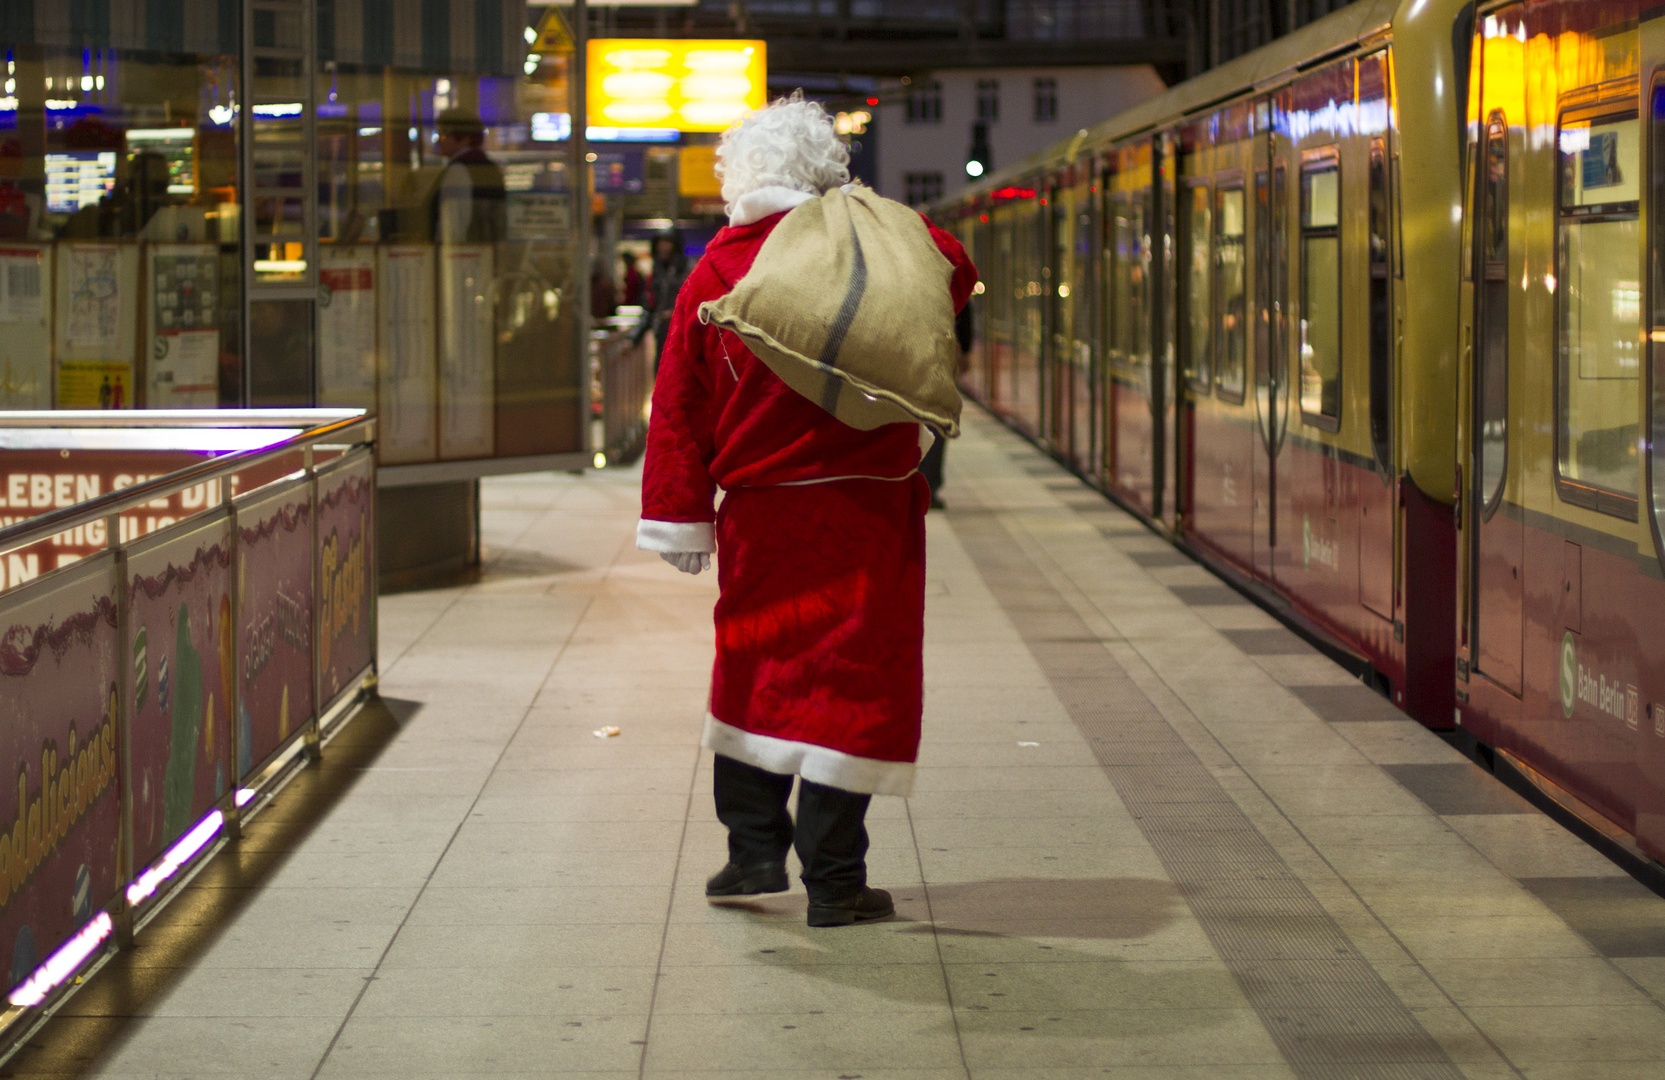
948, 0, 1401, 203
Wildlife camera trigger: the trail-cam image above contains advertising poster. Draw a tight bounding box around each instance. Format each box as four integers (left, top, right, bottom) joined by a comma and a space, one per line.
376, 246, 436, 465
0, 450, 301, 589
438, 245, 495, 460
236, 482, 314, 778
54, 242, 138, 408
316, 453, 373, 703
0, 559, 123, 993
317, 249, 377, 411
0, 244, 53, 409
146, 245, 220, 409
125, 519, 234, 869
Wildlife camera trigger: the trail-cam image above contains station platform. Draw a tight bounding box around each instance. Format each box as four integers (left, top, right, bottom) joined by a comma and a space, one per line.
15, 408, 1665, 1079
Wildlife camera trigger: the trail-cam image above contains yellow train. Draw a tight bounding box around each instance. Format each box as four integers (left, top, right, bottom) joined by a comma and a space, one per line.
940, 0, 1665, 862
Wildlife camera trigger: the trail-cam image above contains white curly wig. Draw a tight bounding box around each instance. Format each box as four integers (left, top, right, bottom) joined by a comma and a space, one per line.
715, 92, 851, 211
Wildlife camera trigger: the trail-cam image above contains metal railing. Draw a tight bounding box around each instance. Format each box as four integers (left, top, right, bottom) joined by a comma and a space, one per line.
0, 409, 378, 1056
592, 331, 656, 466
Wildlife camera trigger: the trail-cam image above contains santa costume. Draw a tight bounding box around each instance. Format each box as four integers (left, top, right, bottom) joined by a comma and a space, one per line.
637, 96, 976, 926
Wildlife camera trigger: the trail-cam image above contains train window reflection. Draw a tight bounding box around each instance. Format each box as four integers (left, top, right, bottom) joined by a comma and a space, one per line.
1214, 186, 1246, 403
1300, 161, 1341, 427
1651, 83, 1665, 555
1183, 183, 1211, 394
1367, 140, 1392, 471
1477, 114, 1508, 516
1558, 111, 1639, 510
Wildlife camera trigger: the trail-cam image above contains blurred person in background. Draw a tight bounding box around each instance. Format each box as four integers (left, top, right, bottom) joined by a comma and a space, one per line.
432, 107, 505, 243
620, 249, 646, 308
638, 229, 689, 370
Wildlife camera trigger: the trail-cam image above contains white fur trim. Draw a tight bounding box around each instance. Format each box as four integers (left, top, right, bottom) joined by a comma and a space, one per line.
703, 713, 917, 797
636, 519, 715, 553
729, 186, 816, 227
918, 423, 935, 460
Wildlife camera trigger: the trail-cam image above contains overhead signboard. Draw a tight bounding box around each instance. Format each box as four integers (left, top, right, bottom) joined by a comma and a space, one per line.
587, 39, 766, 133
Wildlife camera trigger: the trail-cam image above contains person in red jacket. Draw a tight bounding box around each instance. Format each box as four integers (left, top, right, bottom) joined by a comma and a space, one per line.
637, 95, 976, 928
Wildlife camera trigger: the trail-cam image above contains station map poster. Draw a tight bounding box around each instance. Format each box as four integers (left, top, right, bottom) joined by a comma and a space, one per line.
0, 558, 123, 994
0, 245, 53, 409
145, 244, 220, 409
54, 242, 138, 409
316, 453, 373, 703
439, 245, 495, 459
317, 249, 377, 412
376, 246, 437, 464
125, 518, 234, 869
236, 482, 315, 778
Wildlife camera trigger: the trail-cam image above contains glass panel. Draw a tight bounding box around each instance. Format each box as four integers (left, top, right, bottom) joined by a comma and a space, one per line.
1300, 163, 1341, 424
1183, 184, 1211, 392
1110, 193, 1134, 372
1651, 82, 1665, 549
1559, 217, 1640, 497
1478, 114, 1509, 511
6, 39, 242, 409
1561, 115, 1640, 209
1367, 141, 1392, 467
1215, 185, 1246, 401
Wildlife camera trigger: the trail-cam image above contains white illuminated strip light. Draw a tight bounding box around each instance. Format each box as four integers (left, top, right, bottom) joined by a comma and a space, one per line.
7, 912, 112, 1008
125, 810, 224, 908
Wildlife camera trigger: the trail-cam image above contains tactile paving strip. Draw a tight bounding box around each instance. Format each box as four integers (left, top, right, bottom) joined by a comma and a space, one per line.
950, 503, 1464, 1078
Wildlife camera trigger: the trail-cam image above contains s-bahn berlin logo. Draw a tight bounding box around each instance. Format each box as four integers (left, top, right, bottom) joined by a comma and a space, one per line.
1561, 631, 1640, 727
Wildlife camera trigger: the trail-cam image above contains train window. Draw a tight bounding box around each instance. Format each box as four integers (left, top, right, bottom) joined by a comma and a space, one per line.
1557, 111, 1640, 512
1652, 83, 1665, 557
1214, 185, 1247, 403
1367, 139, 1392, 472
1477, 114, 1508, 516
1183, 183, 1212, 394
1299, 158, 1342, 429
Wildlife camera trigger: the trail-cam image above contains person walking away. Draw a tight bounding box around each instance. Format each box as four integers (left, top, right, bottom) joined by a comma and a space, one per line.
639, 229, 690, 370
918, 304, 975, 508
636, 95, 977, 928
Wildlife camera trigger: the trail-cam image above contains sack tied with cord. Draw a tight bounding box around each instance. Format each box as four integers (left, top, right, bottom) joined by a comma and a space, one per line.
696, 183, 965, 438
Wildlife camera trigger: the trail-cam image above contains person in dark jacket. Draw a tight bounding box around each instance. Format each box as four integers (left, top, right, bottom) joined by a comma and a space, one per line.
432, 108, 506, 243
638, 230, 690, 369
918, 304, 974, 509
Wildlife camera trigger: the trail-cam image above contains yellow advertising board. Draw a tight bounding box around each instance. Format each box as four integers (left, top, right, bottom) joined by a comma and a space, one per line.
677, 145, 722, 197
588, 39, 766, 132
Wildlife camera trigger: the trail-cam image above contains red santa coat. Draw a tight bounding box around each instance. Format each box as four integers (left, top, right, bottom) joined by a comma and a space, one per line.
638, 189, 977, 796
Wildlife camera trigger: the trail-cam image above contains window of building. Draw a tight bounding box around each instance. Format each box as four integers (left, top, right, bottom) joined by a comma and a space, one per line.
1299, 155, 1342, 428
1558, 110, 1641, 512
1182, 182, 1211, 394
1034, 78, 1057, 123
906, 81, 943, 124
977, 79, 1000, 123
1214, 184, 1247, 402
905, 172, 944, 207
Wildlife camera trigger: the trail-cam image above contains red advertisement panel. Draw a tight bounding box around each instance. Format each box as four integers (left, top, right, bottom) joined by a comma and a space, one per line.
0, 560, 123, 991
317, 454, 373, 703
236, 482, 314, 779
0, 450, 304, 593
125, 519, 234, 869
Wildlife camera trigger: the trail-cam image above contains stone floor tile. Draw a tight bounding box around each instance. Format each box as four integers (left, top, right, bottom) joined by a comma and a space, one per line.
640, 1010, 960, 1072
319, 1014, 649, 1074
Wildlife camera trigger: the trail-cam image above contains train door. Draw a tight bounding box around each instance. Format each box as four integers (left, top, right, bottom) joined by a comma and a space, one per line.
1253, 96, 1292, 582
1155, 131, 1180, 529
1360, 53, 1396, 621
1470, 15, 1523, 698
1049, 178, 1073, 458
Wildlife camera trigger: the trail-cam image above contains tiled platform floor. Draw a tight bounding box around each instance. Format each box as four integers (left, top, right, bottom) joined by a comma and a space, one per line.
14, 407, 1665, 1078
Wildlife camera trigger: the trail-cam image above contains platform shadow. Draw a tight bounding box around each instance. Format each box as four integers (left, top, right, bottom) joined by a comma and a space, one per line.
4, 695, 415, 1077
705, 876, 1240, 1040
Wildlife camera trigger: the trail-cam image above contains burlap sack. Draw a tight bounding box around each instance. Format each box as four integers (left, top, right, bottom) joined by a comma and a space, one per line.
697, 185, 963, 437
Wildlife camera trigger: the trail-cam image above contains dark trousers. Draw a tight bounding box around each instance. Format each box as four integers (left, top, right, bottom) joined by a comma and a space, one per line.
919, 436, 946, 499
713, 754, 871, 903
